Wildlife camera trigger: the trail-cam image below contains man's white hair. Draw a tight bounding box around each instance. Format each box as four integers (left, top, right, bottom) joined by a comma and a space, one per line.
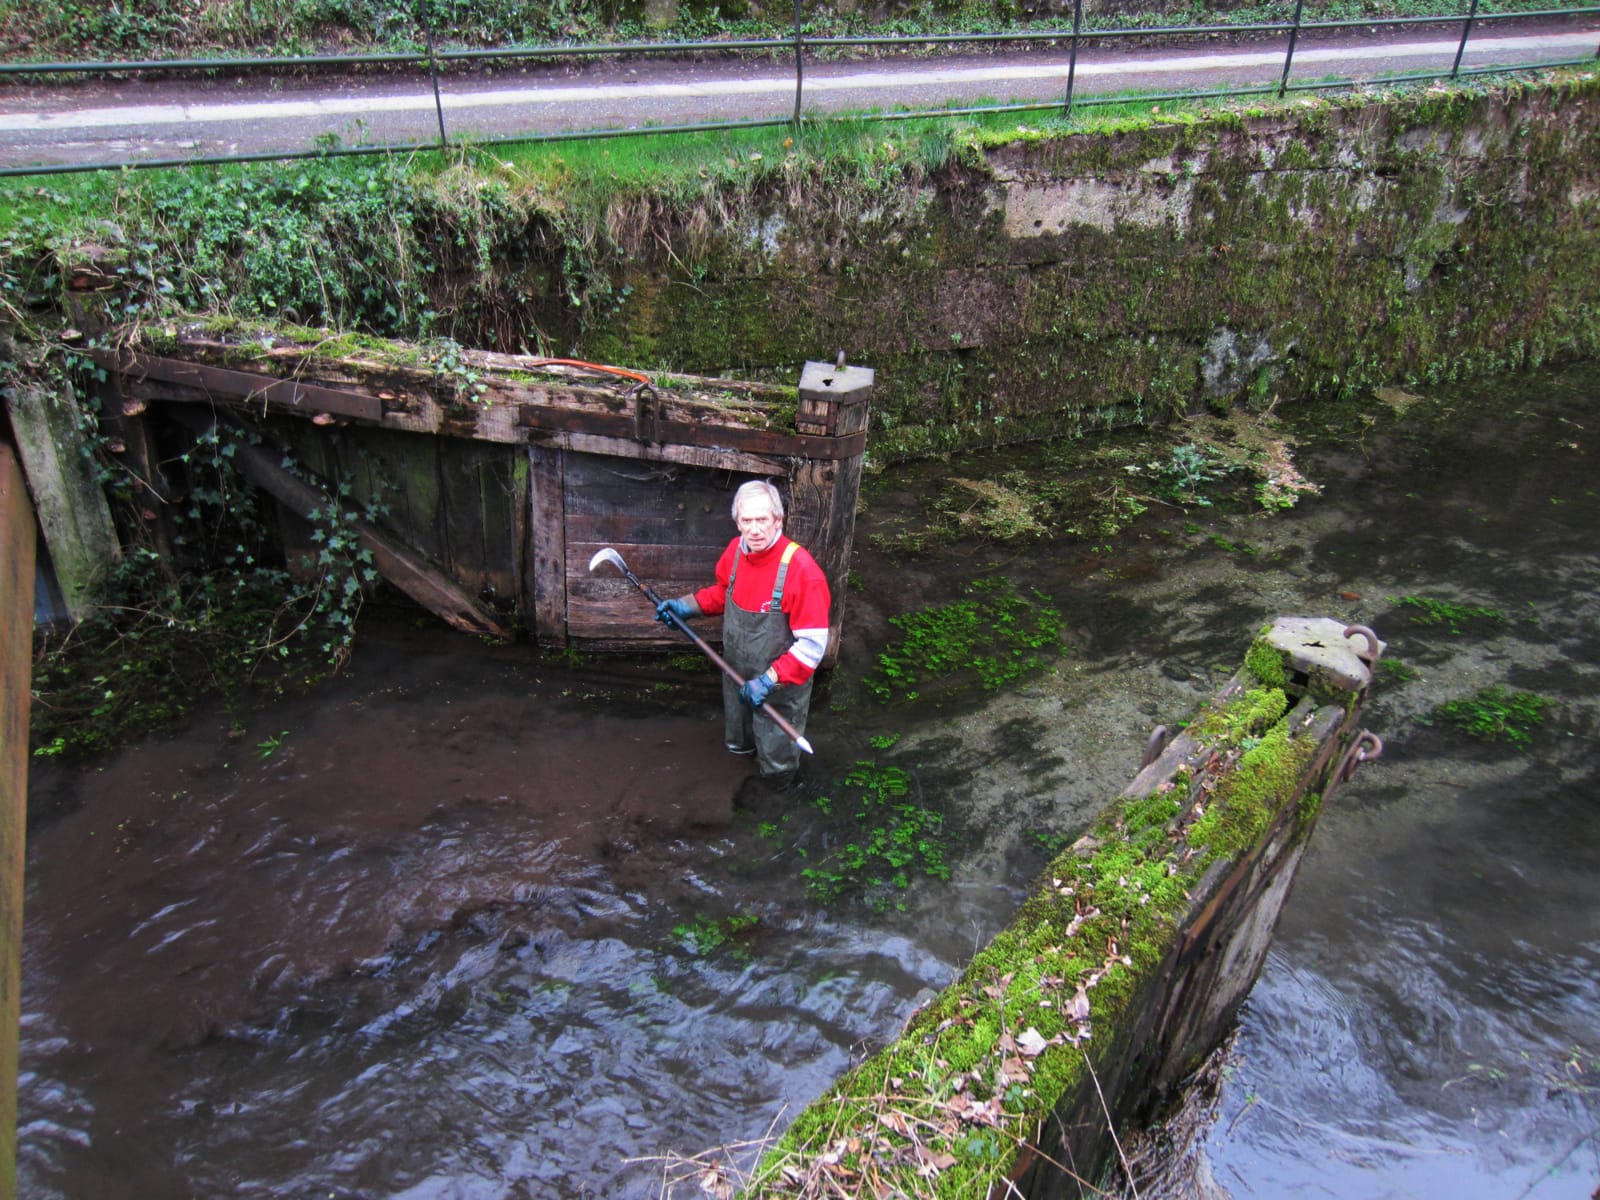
731, 478, 785, 521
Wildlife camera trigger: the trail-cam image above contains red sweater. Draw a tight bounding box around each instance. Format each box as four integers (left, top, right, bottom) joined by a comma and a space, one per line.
692, 535, 831, 685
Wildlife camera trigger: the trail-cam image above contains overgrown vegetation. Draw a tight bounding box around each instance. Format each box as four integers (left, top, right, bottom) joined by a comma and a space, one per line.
674, 909, 761, 959
1390, 594, 1508, 633
0, 0, 1567, 64
29, 415, 384, 759
868, 410, 1322, 556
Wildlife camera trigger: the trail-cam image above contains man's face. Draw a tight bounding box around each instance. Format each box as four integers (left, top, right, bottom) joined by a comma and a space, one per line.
736, 494, 782, 552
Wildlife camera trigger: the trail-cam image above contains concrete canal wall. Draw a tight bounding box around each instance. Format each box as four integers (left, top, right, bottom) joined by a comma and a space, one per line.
566, 75, 1600, 463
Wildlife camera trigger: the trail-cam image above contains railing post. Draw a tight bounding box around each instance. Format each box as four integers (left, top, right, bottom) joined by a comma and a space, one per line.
418, 0, 449, 149
1064, 0, 1085, 117
1450, 0, 1480, 79
793, 0, 804, 130
1278, 0, 1306, 99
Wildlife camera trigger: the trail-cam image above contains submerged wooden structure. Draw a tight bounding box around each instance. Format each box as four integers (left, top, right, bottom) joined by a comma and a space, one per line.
81, 326, 873, 659
744, 616, 1385, 1199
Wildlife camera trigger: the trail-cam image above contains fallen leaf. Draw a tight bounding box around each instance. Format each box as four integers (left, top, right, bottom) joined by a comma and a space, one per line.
1017, 1027, 1050, 1057
1069, 990, 1092, 1022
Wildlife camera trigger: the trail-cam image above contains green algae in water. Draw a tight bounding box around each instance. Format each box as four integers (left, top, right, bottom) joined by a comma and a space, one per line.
864, 577, 1064, 703
1429, 686, 1551, 747
1391, 594, 1508, 633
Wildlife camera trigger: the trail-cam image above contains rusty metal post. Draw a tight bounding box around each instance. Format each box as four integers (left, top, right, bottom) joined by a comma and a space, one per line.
1278, 0, 1306, 98
0, 442, 37, 1200
418, 0, 449, 149
792, 0, 805, 129
1451, 0, 1480, 79
1065, 0, 1085, 117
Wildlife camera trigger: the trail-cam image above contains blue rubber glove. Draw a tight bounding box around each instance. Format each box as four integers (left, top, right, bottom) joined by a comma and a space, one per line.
655, 597, 696, 626
739, 672, 777, 709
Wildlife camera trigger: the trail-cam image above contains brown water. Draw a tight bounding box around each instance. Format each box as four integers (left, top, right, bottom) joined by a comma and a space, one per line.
17, 364, 1600, 1198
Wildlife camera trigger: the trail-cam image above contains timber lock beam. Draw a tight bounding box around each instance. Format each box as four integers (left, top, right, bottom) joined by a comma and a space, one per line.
83, 326, 872, 658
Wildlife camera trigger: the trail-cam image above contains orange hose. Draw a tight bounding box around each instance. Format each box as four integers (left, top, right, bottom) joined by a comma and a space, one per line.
526, 357, 651, 385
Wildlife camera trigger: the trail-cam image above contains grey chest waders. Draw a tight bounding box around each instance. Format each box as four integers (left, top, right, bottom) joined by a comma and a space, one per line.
723, 544, 812, 778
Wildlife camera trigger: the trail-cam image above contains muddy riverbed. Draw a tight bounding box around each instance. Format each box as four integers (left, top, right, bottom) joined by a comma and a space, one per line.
17, 364, 1600, 1198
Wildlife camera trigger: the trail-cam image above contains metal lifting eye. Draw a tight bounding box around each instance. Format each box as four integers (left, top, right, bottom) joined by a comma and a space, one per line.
1343, 624, 1383, 667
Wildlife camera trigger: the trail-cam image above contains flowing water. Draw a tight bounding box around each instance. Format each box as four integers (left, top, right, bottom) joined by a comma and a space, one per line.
16, 364, 1600, 1199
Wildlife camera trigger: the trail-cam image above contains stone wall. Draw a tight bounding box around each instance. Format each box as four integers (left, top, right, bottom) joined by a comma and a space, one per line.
573, 76, 1600, 463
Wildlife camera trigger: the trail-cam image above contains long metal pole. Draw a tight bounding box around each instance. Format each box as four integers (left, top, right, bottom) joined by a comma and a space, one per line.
588, 549, 814, 754
1278, 0, 1306, 98
1451, 0, 1480, 78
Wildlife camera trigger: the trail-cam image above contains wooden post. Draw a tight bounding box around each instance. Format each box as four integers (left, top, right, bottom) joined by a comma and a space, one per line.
0, 443, 37, 1200
7, 380, 120, 621
792, 359, 874, 667
526, 445, 568, 646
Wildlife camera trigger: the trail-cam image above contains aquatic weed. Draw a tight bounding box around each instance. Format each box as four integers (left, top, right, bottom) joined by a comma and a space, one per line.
864, 577, 1065, 703
674, 910, 761, 959
1391, 594, 1507, 633
800, 759, 950, 911
1427, 686, 1551, 747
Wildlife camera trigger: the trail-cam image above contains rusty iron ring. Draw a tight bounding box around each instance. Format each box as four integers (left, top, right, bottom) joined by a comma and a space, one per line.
1343, 624, 1384, 667
1141, 725, 1171, 769
1335, 729, 1384, 785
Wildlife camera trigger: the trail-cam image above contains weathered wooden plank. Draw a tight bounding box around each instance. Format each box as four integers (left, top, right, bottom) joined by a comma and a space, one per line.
787, 454, 863, 670
7, 379, 121, 620
475, 449, 518, 606
565, 510, 731, 549
362, 428, 446, 565
169, 410, 511, 640
506, 452, 529, 618
0, 444, 37, 1200
526, 445, 567, 646
440, 447, 491, 598
567, 602, 713, 643
519, 405, 866, 461
567, 543, 720, 593
97, 349, 382, 421
561, 457, 721, 506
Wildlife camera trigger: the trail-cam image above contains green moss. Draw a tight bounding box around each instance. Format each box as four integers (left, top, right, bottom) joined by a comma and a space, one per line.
1191, 685, 1289, 743
745, 620, 1346, 1196
1245, 634, 1290, 689
1188, 723, 1314, 857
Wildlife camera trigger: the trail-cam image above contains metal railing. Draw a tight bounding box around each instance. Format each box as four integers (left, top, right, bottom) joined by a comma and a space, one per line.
1, 4, 1596, 177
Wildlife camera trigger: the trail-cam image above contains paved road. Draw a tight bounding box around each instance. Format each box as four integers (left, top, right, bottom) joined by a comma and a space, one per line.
1, 20, 1596, 172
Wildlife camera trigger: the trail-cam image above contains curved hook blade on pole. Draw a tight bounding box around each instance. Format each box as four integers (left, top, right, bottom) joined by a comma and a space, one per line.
587, 547, 815, 755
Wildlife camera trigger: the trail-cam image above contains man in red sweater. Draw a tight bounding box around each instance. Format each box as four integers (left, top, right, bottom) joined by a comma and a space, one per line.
657, 479, 831, 782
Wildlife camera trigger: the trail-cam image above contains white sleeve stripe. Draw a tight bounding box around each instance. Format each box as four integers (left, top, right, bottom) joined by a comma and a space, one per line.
791, 627, 829, 669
